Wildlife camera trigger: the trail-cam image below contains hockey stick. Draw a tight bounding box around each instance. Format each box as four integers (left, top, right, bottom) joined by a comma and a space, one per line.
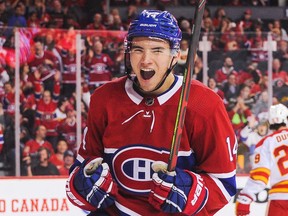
167, 0, 206, 172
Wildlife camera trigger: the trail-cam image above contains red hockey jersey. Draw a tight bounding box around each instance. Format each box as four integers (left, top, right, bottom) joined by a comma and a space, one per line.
75, 75, 237, 215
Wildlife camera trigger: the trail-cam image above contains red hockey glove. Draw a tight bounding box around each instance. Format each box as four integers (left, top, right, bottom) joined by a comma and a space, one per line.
66, 158, 117, 211
235, 193, 253, 216
149, 161, 208, 215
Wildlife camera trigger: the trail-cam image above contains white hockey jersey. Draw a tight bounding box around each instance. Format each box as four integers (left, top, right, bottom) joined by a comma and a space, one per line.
241, 129, 288, 200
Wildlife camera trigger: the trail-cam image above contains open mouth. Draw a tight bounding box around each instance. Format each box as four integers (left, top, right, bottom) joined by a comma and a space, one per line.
140, 69, 155, 80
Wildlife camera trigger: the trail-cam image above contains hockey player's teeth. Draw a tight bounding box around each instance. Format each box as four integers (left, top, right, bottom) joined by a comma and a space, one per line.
140, 69, 155, 80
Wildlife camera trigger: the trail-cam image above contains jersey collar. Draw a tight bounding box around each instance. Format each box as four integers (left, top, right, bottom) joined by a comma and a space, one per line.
125, 75, 183, 105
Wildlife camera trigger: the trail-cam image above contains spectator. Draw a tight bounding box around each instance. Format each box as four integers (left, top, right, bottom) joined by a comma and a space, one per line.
0, 101, 16, 175
59, 47, 84, 98
25, 146, 59, 176
269, 58, 288, 84
58, 149, 75, 176
49, 139, 68, 170
43, 31, 57, 52
221, 21, 242, 51
22, 125, 55, 159
212, 7, 227, 31
207, 77, 224, 99
0, 0, 9, 26
237, 62, 262, 95
48, 0, 66, 29
27, 0, 51, 27
223, 73, 240, 103
57, 106, 77, 153
63, 14, 81, 29
227, 85, 256, 138
174, 39, 188, 75
269, 19, 288, 41
0, 59, 10, 90
236, 9, 254, 34
124, 4, 138, 28
202, 6, 211, 20
249, 36, 268, 63
2, 81, 25, 117
274, 39, 288, 62
84, 40, 114, 90
201, 17, 215, 34
7, 3, 27, 27
108, 14, 125, 31
244, 25, 265, 49
192, 55, 203, 81
27, 11, 42, 28
252, 90, 269, 118
28, 37, 60, 92
84, 0, 106, 23
55, 97, 70, 122
34, 71, 61, 150
214, 56, 238, 87
0, 101, 14, 139
86, 13, 106, 30
179, 18, 192, 40
273, 79, 288, 107
113, 42, 126, 77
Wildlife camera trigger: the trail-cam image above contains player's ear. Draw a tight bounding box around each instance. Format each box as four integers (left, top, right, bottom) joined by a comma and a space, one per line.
172, 50, 181, 65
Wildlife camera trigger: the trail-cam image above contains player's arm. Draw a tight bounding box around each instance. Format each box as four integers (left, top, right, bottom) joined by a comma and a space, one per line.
236, 138, 271, 216
193, 98, 237, 215
65, 94, 118, 211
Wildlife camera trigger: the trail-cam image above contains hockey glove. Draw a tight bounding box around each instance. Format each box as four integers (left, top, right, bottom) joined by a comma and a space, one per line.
149, 161, 208, 215
235, 193, 253, 216
66, 158, 117, 211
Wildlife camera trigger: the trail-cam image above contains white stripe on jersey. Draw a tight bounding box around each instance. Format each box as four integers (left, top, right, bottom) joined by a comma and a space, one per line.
104, 147, 193, 157
115, 201, 141, 216
76, 154, 85, 163
208, 173, 233, 202
209, 170, 236, 178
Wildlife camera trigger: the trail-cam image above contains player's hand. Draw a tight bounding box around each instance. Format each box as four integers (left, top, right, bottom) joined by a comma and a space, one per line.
72, 158, 117, 210
235, 193, 253, 216
149, 161, 208, 215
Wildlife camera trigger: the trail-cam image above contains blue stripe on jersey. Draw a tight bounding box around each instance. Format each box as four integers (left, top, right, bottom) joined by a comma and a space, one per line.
219, 175, 237, 196
177, 154, 196, 170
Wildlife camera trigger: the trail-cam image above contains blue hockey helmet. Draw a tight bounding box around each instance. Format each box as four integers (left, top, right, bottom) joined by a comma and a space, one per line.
126, 10, 182, 52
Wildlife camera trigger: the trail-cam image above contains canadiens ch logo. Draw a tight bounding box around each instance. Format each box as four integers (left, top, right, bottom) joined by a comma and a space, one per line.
112, 145, 169, 194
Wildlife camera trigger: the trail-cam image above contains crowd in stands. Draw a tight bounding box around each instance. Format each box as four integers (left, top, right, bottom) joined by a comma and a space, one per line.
0, 0, 287, 176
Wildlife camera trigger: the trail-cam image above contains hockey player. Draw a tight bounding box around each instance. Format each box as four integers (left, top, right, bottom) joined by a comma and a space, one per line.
236, 103, 288, 216
66, 10, 237, 215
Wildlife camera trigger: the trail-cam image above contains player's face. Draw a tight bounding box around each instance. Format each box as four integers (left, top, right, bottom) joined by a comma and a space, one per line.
130, 37, 179, 93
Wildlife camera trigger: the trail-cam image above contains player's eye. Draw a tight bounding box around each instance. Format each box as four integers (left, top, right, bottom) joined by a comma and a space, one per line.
131, 46, 143, 53
152, 48, 163, 54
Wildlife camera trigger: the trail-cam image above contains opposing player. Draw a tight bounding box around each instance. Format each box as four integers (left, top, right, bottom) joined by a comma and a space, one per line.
66, 10, 237, 215
236, 103, 288, 216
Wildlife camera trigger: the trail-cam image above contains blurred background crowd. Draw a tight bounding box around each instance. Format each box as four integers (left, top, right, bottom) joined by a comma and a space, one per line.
0, 0, 287, 177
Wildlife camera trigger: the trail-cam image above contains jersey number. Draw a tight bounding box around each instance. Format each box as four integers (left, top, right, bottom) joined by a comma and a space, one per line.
226, 136, 237, 162
274, 145, 288, 176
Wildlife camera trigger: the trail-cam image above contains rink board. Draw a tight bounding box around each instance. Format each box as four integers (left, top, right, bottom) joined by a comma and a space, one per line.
0, 175, 267, 215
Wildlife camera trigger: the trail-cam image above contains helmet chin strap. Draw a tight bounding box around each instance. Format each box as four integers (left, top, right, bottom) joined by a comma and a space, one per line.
127, 56, 177, 95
